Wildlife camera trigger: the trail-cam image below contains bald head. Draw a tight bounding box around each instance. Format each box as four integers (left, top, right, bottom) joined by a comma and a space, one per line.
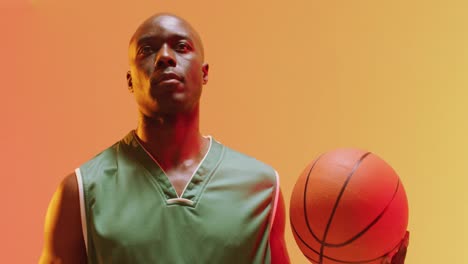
126, 13, 209, 116
129, 13, 205, 61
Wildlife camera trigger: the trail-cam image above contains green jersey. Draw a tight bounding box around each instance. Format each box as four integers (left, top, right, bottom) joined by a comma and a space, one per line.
76, 131, 280, 264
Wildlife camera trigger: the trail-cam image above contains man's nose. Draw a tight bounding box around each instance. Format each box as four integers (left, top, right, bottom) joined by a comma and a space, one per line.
155, 44, 176, 68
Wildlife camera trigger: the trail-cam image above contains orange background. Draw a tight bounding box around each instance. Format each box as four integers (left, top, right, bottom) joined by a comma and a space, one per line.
1, 0, 467, 263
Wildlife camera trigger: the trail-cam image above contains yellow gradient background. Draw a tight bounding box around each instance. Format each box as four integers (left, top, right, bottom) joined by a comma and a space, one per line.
1, 0, 466, 263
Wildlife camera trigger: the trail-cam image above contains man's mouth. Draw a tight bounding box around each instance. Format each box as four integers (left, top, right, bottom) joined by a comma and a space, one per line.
153, 72, 183, 84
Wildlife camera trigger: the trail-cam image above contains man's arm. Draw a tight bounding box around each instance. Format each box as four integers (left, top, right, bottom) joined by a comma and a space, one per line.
270, 189, 291, 264
39, 172, 88, 264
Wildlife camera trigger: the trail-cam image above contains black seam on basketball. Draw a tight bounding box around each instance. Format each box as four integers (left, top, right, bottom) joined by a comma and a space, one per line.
305, 254, 320, 263
291, 219, 321, 256
326, 179, 402, 247
294, 152, 404, 263
318, 152, 371, 263
303, 155, 325, 245
293, 218, 395, 263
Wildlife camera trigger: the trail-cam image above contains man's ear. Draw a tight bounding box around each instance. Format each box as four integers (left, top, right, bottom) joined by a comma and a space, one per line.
202, 63, 209, 85
126, 71, 133, 92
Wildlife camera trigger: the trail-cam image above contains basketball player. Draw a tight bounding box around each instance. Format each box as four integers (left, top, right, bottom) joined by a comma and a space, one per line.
39, 13, 290, 264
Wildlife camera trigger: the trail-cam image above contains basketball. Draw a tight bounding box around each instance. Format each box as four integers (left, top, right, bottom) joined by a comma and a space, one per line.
289, 149, 408, 264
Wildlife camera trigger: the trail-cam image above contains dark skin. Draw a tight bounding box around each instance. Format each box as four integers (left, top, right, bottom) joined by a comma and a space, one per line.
39, 172, 87, 263
126, 14, 210, 195
40, 14, 290, 263
383, 231, 410, 264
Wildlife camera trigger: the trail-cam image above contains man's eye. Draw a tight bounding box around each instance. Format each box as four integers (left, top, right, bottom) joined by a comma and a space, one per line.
139, 46, 153, 55
175, 42, 191, 52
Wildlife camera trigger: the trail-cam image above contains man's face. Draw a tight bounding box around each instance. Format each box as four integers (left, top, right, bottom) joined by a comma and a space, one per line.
127, 15, 208, 116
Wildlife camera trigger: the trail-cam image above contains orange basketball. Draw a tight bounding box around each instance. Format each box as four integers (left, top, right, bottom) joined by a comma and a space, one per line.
289, 149, 408, 264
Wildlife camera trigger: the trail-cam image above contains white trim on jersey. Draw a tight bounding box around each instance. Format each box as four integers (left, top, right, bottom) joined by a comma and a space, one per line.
179, 135, 213, 197
269, 170, 281, 230
133, 130, 213, 199
75, 167, 88, 255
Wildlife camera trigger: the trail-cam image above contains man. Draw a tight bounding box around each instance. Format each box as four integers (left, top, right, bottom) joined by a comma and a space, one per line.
383, 231, 409, 264
40, 13, 290, 264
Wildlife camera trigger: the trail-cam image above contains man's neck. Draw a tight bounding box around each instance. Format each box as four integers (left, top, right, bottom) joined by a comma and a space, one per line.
135, 110, 208, 171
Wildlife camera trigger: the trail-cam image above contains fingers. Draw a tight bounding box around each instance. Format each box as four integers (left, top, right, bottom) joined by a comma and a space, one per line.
382, 231, 409, 264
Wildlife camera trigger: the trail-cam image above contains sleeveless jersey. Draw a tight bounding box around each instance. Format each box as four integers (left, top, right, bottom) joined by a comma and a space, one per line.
76, 131, 280, 264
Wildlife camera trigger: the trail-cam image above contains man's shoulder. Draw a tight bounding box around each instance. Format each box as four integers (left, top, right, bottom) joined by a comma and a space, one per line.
79, 132, 133, 172
81, 141, 121, 167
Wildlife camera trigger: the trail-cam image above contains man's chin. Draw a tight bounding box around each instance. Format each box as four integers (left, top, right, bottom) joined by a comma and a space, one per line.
153, 103, 196, 116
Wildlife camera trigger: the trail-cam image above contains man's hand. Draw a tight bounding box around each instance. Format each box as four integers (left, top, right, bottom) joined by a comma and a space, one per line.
382, 231, 409, 264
